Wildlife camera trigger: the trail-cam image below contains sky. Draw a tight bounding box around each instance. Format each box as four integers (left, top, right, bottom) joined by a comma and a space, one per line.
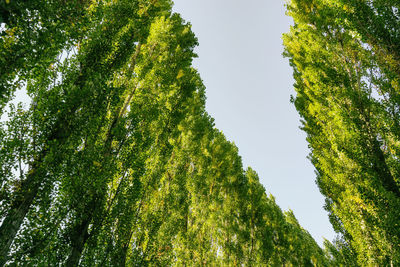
172, 0, 336, 245
0, 1, 335, 246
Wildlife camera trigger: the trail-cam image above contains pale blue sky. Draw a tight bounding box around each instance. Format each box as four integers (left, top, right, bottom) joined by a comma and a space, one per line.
172, 0, 335, 245
1, 0, 336, 246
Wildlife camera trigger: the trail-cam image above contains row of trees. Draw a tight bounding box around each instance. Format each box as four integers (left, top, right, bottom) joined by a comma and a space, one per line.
284, 0, 400, 265
0, 0, 334, 266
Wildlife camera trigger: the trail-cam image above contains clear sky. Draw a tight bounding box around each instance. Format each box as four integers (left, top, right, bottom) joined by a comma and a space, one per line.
172, 0, 336, 245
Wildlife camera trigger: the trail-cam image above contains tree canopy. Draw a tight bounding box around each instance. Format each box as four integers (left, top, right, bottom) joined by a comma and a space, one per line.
284, 0, 400, 265
0, 0, 332, 266
5, 0, 398, 265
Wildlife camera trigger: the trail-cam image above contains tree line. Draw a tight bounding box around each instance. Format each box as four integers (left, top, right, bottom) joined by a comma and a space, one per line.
284, 0, 400, 265
0, 0, 331, 266
2, 0, 397, 266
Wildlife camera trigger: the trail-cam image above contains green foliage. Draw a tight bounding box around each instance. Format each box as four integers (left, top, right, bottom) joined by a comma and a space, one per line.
0, 0, 95, 111
0, 0, 331, 266
284, 0, 400, 265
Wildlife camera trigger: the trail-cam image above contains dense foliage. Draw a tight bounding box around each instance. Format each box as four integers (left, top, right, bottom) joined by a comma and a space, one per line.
284, 0, 400, 265
0, 0, 331, 266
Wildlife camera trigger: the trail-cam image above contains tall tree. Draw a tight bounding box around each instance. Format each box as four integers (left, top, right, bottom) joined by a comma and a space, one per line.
0, 0, 171, 263
284, 0, 400, 265
0, 0, 94, 110
1, 0, 334, 265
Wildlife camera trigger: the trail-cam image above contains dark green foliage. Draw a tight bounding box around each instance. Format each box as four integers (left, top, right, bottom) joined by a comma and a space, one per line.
0, 0, 94, 111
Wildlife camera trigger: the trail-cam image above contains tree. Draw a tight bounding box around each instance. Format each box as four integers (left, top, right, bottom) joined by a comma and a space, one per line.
1, 0, 333, 265
284, 0, 400, 265
0, 0, 94, 111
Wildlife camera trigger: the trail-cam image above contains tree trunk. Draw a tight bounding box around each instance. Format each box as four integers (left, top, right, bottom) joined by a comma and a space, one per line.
0, 151, 46, 266
65, 217, 91, 267
0, 72, 86, 264
370, 138, 400, 198
0, 180, 39, 265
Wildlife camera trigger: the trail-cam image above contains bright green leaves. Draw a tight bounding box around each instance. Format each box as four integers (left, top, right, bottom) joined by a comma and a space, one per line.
284, 0, 400, 265
0, 0, 332, 265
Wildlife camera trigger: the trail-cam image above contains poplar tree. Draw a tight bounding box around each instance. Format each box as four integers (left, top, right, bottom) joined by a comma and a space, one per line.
284, 0, 400, 265
1, 0, 334, 265
0, 0, 93, 110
